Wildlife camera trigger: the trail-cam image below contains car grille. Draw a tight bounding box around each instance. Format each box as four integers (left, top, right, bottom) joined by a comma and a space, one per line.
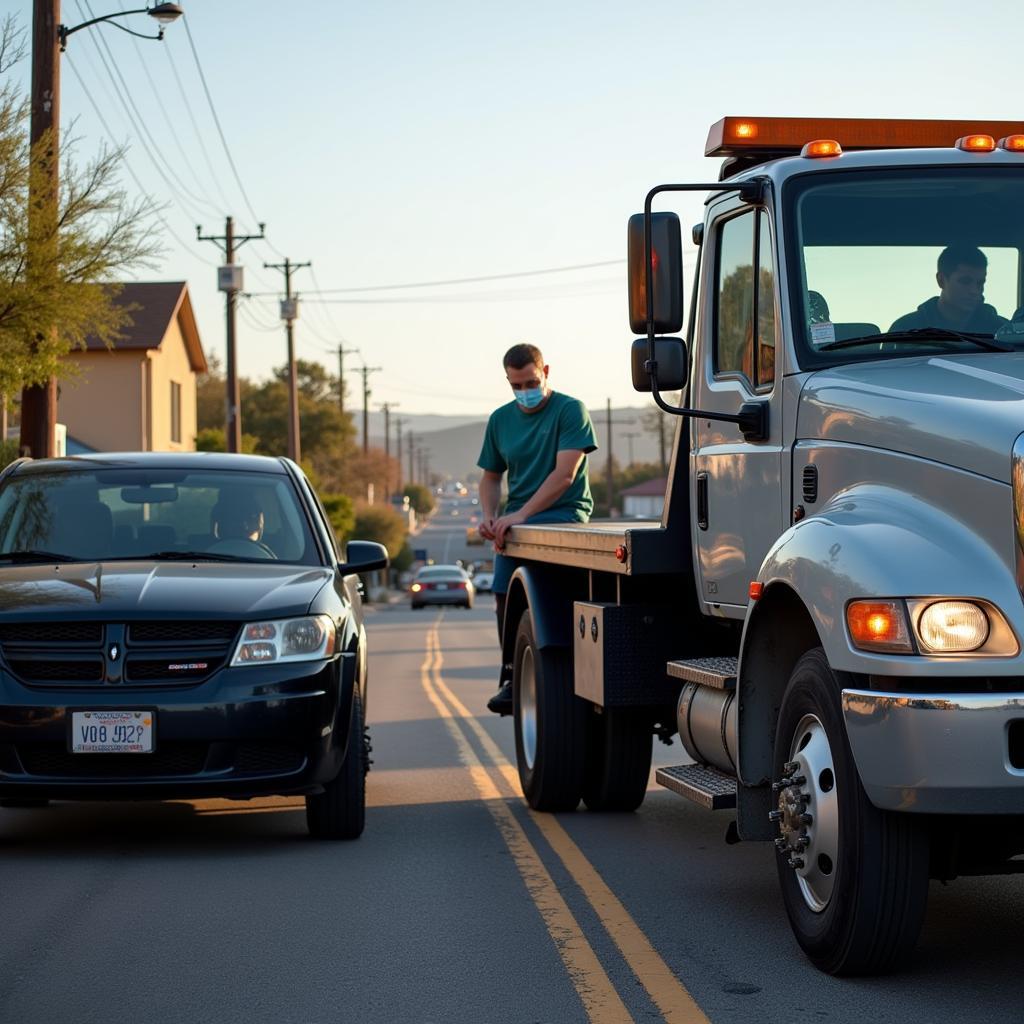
18, 742, 209, 778
0, 620, 240, 688
234, 742, 305, 774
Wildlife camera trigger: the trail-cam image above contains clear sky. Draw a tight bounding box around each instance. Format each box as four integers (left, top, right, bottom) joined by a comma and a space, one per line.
9, 0, 1023, 417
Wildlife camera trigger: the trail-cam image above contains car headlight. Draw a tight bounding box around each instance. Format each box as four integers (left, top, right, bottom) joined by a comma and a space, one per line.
231, 615, 336, 666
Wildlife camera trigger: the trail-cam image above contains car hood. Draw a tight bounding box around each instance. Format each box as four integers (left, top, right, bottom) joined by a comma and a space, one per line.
0, 562, 334, 621
798, 353, 1024, 483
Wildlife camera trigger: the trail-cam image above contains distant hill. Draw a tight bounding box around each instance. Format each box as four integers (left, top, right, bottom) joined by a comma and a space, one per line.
379, 406, 672, 482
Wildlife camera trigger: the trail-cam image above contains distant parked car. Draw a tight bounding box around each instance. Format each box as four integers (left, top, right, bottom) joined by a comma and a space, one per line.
410, 564, 474, 609
472, 571, 494, 593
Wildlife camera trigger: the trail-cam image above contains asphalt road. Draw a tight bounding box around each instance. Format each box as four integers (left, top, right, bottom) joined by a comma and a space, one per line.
2, 504, 1023, 1023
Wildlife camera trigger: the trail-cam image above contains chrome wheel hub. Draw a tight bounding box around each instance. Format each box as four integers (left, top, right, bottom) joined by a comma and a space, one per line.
519, 647, 537, 770
770, 713, 839, 913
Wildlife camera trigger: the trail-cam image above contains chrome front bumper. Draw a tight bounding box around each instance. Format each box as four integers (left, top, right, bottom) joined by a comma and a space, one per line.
842, 688, 1024, 814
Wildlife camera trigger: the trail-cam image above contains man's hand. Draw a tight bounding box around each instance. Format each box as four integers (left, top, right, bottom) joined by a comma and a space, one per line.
478, 518, 497, 541
492, 510, 526, 550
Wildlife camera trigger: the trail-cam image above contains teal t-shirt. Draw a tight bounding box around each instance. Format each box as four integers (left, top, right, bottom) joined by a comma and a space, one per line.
477, 392, 598, 520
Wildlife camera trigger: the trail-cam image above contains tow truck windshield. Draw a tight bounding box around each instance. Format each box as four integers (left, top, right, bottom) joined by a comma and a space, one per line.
788, 167, 1024, 367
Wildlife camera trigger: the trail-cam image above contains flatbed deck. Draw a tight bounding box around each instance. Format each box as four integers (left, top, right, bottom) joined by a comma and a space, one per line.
502, 519, 687, 575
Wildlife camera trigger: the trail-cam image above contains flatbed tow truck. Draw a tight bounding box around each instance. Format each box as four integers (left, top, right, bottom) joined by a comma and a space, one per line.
498, 116, 1024, 974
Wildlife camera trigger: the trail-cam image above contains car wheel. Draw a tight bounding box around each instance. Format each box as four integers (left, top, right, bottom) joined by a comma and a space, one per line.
306, 687, 368, 840
582, 707, 652, 812
513, 608, 586, 811
773, 648, 929, 974
0, 798, 50, 808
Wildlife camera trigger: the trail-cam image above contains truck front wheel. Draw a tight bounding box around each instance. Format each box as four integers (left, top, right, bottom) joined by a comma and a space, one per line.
773, 648, 928, 975
513, 609, 586, 811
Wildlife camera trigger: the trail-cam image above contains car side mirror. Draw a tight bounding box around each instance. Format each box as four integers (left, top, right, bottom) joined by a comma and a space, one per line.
627, 211, 683, 335
631, 337, 688, 392
340, 540, 389, 575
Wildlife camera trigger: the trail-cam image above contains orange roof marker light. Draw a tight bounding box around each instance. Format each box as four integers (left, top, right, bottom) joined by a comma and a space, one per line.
801, 139, 843, 159
955, 134, 996, 152
732, 120, 759, 141
998, 135, 1024, 152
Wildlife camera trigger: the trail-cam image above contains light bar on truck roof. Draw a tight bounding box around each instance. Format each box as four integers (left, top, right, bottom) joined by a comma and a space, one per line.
706, 116, 1024, 157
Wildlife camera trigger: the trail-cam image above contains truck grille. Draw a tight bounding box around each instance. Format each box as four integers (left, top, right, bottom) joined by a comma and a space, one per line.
0, 621, 239, 688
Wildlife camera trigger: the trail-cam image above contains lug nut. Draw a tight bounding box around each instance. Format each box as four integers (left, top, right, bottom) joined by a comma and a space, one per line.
788, 857, 805, 869
771, 781, 785, 793
768, 810, 783, 822
800, 813, 813, 825
791, 774, 806, 786
783, 760, 800, 774
774, 837, 788, 851
797, 836, 810, 850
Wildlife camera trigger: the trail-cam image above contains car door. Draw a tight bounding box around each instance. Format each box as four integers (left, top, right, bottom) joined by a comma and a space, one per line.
691, 204, 785, 613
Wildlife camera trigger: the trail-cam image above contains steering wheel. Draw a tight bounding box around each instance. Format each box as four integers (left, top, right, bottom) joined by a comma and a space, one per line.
207, 538, 277, 560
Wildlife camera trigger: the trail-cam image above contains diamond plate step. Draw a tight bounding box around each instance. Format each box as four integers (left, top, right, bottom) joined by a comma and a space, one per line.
655, 763, 737, 810
666, 656, 737, 690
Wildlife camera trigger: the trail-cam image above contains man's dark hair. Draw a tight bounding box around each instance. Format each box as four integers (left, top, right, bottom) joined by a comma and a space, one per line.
938, 245, 987, 277
503, 343, 544, 370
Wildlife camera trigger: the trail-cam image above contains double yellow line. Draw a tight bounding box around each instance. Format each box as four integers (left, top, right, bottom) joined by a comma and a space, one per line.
420, 618, 709, 1024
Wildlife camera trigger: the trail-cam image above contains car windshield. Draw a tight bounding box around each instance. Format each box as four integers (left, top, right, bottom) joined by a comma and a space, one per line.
417, 566, 466, 580
0, 468, 321, 565
787, 168, 1024, 368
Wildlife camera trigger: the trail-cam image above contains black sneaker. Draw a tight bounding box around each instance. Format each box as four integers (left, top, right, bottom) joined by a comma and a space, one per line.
487, 680, 513, 716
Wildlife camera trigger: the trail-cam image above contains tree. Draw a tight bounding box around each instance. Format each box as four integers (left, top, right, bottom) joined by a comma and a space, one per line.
352, 504, 407, 560
320, 493, 355, 546
402, 482, 436, 517
640, 406, 672, 476
0, 17, 159, 400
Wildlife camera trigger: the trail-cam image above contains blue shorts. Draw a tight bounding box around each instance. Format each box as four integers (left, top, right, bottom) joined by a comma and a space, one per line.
492, 510, 584, 594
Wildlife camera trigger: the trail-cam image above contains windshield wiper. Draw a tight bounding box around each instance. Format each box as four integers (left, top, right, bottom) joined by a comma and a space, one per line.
120, 550, 245, 562
0, 550, 77, 563
820, 328, 1012, 353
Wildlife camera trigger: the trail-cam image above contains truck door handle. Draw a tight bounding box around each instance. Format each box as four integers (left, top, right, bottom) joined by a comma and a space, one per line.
696, 472, 709, 531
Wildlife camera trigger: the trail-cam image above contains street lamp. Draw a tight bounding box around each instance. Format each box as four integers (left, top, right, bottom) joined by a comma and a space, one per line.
21, 2, 184, 459
59, 4, 183, 51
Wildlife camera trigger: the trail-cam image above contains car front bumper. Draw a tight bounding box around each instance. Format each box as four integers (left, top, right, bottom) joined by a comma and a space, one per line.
842, 687, 1024, 814
0, 654, 356, 800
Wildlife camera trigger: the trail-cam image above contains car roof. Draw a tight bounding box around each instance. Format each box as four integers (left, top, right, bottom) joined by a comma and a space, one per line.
7, 452, 293, 476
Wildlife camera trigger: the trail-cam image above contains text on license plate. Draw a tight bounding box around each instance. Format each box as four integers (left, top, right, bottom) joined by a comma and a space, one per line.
72, 711, 154, 753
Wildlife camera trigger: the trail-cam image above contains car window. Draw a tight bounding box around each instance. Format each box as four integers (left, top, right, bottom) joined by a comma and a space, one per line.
0, 468, 322, 565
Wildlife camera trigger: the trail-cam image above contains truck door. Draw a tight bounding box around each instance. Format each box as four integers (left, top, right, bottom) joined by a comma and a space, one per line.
691, 205, 785, 612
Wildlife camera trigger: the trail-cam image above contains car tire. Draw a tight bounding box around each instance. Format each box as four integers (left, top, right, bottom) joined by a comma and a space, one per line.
512, 609, 586, 811
306, 686, 367, 840
582, 707, 652, 812
773, 648, 929, 975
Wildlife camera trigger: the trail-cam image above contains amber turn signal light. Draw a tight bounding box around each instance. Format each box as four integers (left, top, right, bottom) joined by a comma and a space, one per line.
801, 139, 843, 158
847, 600, 913, 653
998, 135, 1024, 152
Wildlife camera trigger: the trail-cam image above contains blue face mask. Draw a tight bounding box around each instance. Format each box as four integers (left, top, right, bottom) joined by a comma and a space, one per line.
514, 387, 545, 409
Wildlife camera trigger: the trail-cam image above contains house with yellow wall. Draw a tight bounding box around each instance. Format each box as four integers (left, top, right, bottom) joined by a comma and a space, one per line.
60, 282, 207, 453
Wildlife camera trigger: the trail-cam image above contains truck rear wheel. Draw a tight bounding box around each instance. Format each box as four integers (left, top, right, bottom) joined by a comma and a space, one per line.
582, 708, 652, 812
773, 648, 928, 975
512, 609, 585, 811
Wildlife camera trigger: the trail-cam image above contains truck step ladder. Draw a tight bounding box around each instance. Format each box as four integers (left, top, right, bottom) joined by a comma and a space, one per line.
666, 655, 737, 690
656, 763, 737, 810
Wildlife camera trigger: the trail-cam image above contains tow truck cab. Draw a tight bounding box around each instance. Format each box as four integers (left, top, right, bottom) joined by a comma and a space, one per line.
499, 116, 1024, 975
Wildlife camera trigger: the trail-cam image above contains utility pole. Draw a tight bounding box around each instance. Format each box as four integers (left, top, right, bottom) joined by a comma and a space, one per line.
337, 345, 358, 418
623, 431, 641, 467
198, 216, 265, 452
407, 429, 415, 483
394, 417, 405, 494
20, 0, 61, 458
604, 399, 636, 517
263, 258, 310, 462
351, 365, 382, 455
378, 401, 399, 501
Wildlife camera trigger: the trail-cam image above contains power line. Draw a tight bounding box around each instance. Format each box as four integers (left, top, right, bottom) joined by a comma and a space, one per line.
64, 53, 217, 267
182, 15, 269, 240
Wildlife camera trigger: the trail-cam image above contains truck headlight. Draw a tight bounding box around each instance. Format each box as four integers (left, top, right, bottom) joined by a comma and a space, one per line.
916, 601, 989, 653
231, 615, 336, 666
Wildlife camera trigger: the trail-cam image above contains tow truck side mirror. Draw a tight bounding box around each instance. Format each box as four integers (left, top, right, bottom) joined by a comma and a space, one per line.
631, 337, 688, 392
627, 212, 683, 335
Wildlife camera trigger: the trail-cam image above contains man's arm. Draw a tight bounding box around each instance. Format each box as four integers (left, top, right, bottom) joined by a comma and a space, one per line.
478, 470, 503, 540
492, 449, 585, 548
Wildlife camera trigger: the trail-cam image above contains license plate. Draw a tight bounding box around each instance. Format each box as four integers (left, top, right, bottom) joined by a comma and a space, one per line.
72, 711, 154, 753
436, 584, 448, 590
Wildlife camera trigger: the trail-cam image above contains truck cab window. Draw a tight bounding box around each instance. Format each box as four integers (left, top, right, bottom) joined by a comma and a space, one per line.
714, 210, 776, 390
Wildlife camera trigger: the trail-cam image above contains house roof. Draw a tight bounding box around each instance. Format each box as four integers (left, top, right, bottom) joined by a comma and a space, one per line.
620, 477, 668, 497
82, 281, 207, 374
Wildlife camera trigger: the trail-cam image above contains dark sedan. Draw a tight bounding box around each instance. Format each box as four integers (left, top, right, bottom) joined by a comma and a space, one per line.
0, 452, 387, 839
